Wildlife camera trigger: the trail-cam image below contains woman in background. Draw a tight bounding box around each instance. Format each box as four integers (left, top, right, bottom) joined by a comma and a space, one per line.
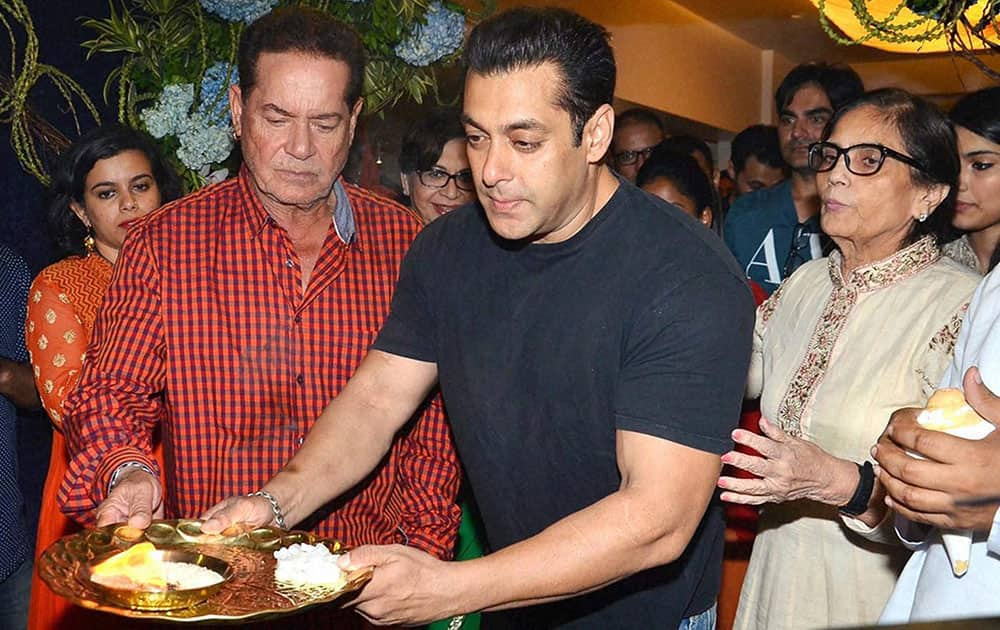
399, 107, 483, 630
26, 124, 181, 629
944, 87, 1000, 275
636, 147, 715, 228
399, 107, 476, 224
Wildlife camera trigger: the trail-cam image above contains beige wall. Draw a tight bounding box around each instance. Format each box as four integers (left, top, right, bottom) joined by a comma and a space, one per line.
852, 54, 1000, 102
498, 0, 774, 134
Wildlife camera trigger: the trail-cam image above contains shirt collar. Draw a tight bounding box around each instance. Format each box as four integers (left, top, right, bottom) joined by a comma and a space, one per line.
330, 179, 356, 245
828, 235, 940, 292
943, 235, 980, 274
239, 167, 355, 244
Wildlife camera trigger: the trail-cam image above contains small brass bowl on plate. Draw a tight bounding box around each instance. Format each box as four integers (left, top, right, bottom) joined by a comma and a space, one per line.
80, 549, 234, 611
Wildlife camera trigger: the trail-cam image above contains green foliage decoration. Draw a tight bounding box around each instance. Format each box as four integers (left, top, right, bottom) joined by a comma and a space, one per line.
2, 0, 491, 189
0, 0, 101, 186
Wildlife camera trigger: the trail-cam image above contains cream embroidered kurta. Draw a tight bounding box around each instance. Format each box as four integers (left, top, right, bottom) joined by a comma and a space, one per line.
735, 237, 979, 630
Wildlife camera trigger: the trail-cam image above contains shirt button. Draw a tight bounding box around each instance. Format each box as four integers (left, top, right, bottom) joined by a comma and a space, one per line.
285, 258, 294, 268
293, 314, 302, 324
297, 436, 304, 446
296, 374, 304, 385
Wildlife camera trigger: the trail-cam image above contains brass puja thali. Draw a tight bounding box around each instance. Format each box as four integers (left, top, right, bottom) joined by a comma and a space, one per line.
38, 519, 374, 623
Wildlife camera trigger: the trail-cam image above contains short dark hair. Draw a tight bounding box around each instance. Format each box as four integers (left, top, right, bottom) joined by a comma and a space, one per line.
616, 108, 664, 134
731, 124, 784, 173
949, 87, 1000, 146
464, 7, 615, 146
636, 146, 715, 223
47, 124, 183, 257
825, 88, 958, 247
238, 7, 365, 106
399, 107, 465, 173
775, 62, 864, 113
660, 134, 714, 170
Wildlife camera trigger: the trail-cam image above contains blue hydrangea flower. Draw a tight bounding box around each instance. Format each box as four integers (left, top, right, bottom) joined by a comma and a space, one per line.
176, 114, 235, 171
394, 2, 464, 67
141, 81, 235, 172
199, 0, 277, 24
198, 61, 239, 126
141, 83, 195, 139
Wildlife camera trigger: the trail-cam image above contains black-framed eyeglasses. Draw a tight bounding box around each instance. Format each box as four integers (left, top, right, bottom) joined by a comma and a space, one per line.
417, 168, 475, 191
807, 142, 928, 177
614, 145, 657, 166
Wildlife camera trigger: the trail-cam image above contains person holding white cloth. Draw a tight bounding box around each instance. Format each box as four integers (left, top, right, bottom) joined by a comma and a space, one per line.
876, 266, 1000, 622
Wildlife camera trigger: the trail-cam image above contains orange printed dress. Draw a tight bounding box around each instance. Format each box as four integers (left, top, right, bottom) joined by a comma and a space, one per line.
25, 254, 162, 629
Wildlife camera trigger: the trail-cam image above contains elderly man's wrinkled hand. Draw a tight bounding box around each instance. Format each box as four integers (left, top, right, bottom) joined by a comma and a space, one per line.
95, 469, 163, 529
337, 544, 463, 626
718, 416, 852, 506
200, 495, 276, 534
874, 367, 1000, 531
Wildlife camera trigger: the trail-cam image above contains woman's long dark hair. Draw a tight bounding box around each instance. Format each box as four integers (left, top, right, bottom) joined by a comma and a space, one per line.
47, 124, 183, 257
950, 87, 1000, 271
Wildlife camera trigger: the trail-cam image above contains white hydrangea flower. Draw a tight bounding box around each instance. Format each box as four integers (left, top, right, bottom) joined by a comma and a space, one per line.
141, 84, 196, 139
176, 115, 234, 171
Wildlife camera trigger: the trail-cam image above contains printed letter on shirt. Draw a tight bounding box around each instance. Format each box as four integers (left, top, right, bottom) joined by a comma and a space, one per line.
746, 229, 781, 286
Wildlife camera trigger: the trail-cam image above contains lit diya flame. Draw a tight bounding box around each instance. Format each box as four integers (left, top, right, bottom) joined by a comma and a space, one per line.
91, 542, 168, 590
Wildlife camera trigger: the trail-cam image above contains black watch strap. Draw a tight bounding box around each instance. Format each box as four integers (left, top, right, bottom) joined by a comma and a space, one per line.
839, 461, 876, 516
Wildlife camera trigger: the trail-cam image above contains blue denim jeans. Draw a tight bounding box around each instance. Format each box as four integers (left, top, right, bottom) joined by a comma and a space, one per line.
0, 557, 31, 630
678, 602, 717, 630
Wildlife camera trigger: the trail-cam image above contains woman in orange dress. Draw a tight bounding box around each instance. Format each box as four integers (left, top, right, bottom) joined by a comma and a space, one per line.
25, 124, 181, 629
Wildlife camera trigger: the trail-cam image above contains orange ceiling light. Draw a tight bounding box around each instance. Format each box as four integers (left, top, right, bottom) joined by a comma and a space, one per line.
811, 0, 1000, 52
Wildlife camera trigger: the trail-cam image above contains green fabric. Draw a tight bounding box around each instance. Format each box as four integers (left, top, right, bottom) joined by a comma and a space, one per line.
426, 501, 485, 630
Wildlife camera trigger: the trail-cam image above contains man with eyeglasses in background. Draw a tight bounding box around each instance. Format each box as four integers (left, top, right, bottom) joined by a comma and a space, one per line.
610, 107, 666, 182
724, 62, 863, 294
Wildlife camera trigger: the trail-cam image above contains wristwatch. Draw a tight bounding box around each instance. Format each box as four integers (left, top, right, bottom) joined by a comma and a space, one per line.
839, 461, 876, 516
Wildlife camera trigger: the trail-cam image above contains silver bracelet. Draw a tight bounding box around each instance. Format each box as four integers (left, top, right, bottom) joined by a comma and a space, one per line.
108, 461, 156, 494
247, 490, 288, 529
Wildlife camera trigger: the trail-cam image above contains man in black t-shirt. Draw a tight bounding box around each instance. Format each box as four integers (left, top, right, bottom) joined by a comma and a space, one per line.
202, 7, 754, 628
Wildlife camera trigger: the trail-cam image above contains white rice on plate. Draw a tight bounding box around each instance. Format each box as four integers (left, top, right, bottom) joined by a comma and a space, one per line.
273, 543, 346, 587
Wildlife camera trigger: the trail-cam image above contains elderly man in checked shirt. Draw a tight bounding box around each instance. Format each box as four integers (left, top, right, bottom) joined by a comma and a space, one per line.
58, 6, 460, 592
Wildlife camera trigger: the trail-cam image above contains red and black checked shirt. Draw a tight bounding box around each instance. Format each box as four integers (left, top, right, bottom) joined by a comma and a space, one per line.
60, 168, 460, 559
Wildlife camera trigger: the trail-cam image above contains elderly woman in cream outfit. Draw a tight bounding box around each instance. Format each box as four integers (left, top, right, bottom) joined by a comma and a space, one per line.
719, 88, 980, 630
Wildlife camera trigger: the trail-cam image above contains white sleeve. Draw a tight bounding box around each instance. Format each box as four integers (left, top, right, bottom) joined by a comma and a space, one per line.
987, 508, 1000, 556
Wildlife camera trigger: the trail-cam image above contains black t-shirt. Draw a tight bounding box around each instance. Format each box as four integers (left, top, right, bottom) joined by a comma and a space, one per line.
373, 182, 754, 629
